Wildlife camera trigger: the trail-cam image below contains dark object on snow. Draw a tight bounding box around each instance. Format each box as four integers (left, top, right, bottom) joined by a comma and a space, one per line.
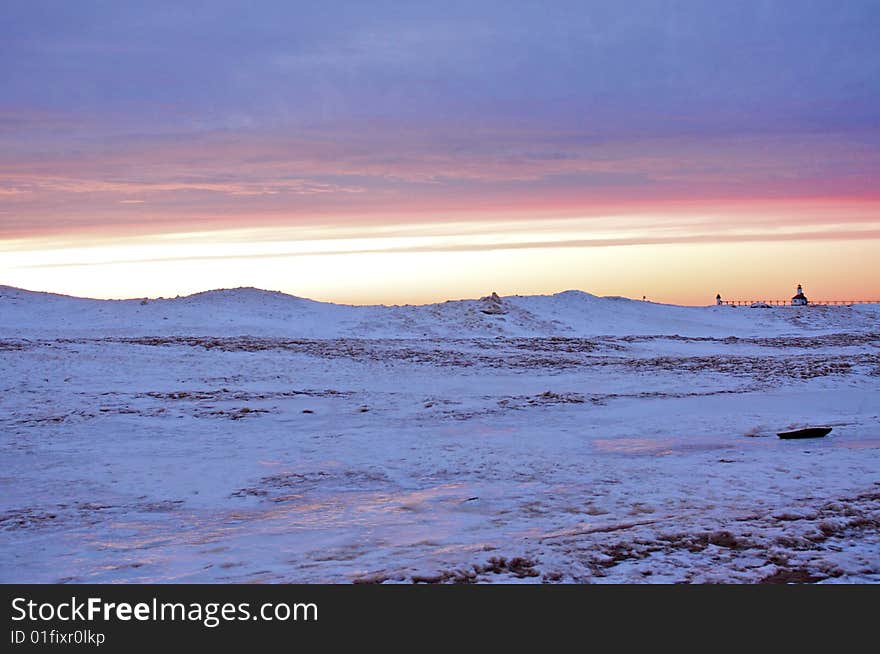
777, 427, 832, 439
480, 291, 508, 314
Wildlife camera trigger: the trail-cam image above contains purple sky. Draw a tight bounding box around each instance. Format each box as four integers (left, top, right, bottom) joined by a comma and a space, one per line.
1, 1, 879, 302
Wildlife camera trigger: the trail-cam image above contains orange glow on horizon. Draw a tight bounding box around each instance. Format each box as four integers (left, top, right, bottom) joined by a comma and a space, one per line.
2, 207, 879, 306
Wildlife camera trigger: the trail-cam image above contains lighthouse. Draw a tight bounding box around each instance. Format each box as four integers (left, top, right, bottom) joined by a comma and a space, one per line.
791, 284, 808, 306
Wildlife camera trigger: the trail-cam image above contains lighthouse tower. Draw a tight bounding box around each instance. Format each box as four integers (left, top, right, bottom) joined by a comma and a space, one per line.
791, 284, 808, 306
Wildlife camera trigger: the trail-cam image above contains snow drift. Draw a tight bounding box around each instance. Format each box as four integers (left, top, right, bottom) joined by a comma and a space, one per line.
2, 285, 877, 338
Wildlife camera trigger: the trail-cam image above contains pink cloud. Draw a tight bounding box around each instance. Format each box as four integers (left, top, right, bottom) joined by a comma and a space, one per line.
2, 124, 879, 240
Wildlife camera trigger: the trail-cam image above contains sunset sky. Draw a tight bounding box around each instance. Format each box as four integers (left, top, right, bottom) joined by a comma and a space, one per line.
2, 1, 879, 305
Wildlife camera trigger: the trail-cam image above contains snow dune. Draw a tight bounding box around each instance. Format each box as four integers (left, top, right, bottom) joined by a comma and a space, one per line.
1, 284, 879, 583
2, 285, 876, 338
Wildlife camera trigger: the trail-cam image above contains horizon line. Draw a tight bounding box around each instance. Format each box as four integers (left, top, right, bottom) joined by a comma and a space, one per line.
3, 283, 879, 309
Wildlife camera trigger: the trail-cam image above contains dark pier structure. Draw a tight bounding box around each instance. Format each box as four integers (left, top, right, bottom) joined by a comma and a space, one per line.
715, 283, 878, 307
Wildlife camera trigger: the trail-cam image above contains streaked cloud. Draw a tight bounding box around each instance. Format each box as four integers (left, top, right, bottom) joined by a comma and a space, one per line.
1, 1, 878, 302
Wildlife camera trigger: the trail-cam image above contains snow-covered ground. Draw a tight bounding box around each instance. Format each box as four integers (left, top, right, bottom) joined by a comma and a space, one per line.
1, 285, 878, 583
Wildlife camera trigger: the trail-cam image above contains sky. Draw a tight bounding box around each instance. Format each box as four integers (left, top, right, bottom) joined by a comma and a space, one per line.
1, 0, 879, 305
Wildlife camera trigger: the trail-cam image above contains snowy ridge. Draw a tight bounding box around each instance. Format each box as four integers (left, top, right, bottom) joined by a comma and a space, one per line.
2, 285, 877, 338
2, 283, 880, 583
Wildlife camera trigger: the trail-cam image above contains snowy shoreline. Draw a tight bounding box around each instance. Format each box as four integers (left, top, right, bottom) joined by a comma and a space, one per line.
1, 288, 878, 583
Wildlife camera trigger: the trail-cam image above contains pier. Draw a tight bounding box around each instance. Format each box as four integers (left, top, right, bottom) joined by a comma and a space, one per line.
718, 299, 878, 306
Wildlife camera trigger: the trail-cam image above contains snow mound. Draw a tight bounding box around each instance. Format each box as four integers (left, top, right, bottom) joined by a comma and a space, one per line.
1, 285, 877, 338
